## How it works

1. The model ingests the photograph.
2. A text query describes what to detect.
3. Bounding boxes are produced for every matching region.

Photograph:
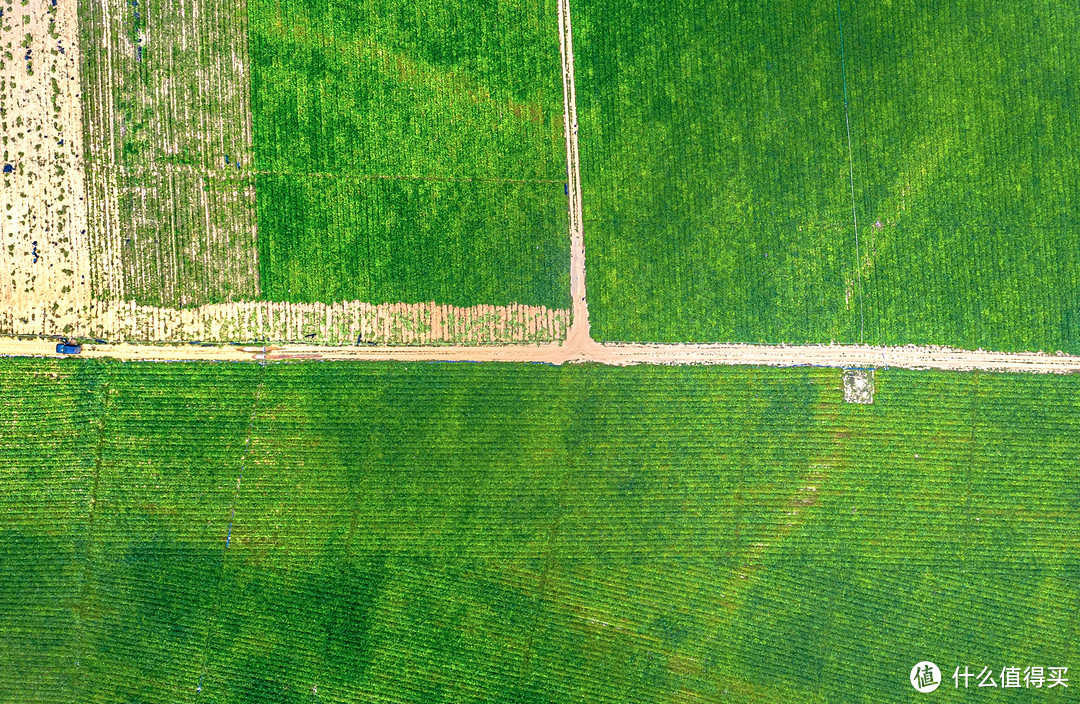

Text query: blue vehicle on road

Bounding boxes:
[56,339,82,355]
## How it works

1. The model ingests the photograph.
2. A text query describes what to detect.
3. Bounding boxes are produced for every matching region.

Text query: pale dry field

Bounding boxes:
[79,0,259,306]
[0,0,90,336]
[88,298,570,345]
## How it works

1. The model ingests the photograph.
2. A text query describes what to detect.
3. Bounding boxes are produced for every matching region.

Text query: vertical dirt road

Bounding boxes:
[558,0,595,355]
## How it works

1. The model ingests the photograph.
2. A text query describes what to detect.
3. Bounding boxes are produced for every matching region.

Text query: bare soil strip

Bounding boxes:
[589,343,1080,373]
[2,336,1080,373]
[558,0,591,351]
[86,299,569,345]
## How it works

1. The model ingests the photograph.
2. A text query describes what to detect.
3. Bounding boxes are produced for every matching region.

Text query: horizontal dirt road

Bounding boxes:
[1,336,1078,373]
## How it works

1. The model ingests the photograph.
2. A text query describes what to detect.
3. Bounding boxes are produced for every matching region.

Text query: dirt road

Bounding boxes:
[558,0,591,352]
[1,336,1079,373]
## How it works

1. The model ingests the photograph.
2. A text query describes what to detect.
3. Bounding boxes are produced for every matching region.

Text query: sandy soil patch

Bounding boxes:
[85,299,569,345]
[0,0,90,336]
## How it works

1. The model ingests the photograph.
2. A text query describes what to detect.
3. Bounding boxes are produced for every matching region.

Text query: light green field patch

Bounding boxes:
[80,0,259,307]
[248,0,570,308]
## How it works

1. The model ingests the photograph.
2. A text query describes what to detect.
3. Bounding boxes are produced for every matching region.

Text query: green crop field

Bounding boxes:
[574,0,853,344]
[2,359,1078,702]
[575,0,1080,352]
[843,0,1080,352]
[248,0,570,308]
[0,363,104,703]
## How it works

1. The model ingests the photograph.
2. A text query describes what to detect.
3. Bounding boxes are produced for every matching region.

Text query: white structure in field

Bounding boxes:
[843,368,875,404]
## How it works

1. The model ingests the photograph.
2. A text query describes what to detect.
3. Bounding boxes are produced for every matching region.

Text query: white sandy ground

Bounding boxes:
[0,0,91,335]
[2,0,1078,373]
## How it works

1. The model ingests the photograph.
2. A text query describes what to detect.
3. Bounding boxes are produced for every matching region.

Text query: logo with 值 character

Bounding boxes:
[910,661,941,693]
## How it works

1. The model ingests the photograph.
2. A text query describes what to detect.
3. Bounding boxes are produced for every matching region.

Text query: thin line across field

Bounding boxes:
[836,1,866,344]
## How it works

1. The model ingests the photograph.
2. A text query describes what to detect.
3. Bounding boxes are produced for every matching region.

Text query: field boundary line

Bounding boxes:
[837,1,866,343]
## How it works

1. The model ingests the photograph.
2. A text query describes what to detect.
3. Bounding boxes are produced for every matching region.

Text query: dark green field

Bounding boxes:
[249,0,571,308]
[3,359,1077,702]
[575,0,853,344]
[576,0,1080,351]
[844,0,1080,352]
